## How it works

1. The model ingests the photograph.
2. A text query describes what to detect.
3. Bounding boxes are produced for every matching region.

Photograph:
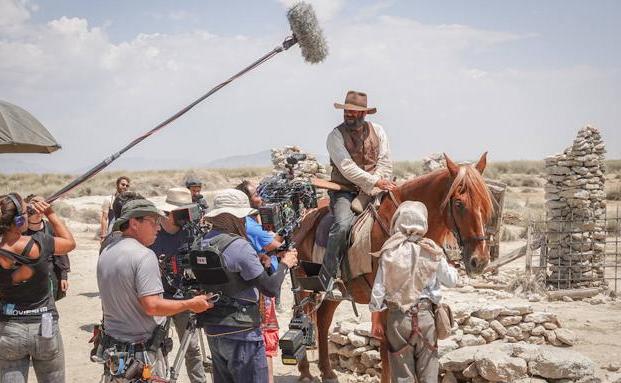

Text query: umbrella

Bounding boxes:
[0,100,61,154]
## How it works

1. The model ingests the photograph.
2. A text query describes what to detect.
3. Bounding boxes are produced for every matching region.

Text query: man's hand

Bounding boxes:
[187,294,214,313]
[259,254,272,269]
[375,178,397,191]
[371,311,385,340]
[280,249,298,268]
[60,280,69,292]
[30,200,53,216]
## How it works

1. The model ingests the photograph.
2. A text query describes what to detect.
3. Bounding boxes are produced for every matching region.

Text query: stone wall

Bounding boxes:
[543,126,607,289]
[328,303,577,382]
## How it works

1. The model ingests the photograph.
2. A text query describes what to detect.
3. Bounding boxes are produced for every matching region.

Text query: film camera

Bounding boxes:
[257,153,318,365]
[158,203,213,298]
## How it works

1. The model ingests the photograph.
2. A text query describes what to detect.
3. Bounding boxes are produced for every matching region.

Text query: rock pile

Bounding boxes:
[271,146,327,180]
[328,304,577,381]
[544,126,607,289]
[449,303,576,348]
[422,152,447,173]
[440,343,597,382]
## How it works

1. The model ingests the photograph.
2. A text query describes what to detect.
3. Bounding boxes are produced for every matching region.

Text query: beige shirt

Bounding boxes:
[326,122,393,194]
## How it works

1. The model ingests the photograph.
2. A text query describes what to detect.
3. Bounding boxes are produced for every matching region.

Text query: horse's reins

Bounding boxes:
[369,190,401,236]
[447,198,489,252]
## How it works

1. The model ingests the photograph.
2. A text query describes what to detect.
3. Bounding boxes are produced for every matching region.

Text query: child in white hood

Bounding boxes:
[370,201,458,383]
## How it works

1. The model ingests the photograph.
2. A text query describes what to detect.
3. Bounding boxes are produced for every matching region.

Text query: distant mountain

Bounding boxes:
[2,159,54,174]
[205,150,272,168]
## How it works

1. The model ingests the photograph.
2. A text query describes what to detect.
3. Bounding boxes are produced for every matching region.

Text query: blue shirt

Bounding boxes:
[149,228,185,299]
[244,216,274,254]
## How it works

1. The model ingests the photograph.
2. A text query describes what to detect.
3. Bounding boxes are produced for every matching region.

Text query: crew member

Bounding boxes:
[185,177,208,209]
[369,201,458,383]
[319,90,395,293]
[97,199,213,382]
[99,191,144,254]
[25,195,71,301]
[150,188,207,383]
[99,176,130,241]
[200,189,298,383]
[235,180,283,383]
[0,193,76,382]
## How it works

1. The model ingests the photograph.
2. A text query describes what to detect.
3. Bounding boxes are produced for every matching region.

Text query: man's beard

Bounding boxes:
[344,115,365,129]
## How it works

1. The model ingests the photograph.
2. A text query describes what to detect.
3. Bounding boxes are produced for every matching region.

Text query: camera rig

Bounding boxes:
[257,153,319,365]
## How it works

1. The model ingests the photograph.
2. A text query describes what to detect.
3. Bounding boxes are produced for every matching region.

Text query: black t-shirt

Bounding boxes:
[0,231,58,322]
[149,228,186,299]
[26,221,71,280]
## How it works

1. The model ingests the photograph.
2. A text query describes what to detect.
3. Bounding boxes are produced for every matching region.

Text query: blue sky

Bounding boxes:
[1,0,620,172]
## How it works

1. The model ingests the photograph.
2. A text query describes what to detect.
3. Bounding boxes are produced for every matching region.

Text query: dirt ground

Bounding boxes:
[24,198,621,382]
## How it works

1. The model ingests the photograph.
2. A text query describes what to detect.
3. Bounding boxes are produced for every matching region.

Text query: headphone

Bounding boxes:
[6,194,26,228]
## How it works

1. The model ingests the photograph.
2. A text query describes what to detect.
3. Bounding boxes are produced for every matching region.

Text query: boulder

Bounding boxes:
[473,305,504,320]
[527,346,595,379]
[475,347,528,382]
[438,339,460,358]
[354,322,372,337]
[329,333,350,346]
[348,332,369,347]
[440,345,487,371]
[360,350,381,368]
[462,362,479,378]
[555,328,577,346]
[524,312,558,324]
[490,320,508,336]
[499,315,523,326]
[460,334,486,347]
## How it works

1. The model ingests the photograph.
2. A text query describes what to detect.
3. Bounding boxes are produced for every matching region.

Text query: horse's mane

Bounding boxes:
[440,165,494,221]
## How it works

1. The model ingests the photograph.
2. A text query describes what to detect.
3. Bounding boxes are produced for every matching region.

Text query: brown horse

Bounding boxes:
[293,152,494,382]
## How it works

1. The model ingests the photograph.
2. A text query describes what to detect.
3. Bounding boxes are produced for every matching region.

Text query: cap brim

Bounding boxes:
[334,103,377,114]
[111,209,165,231]
[205,206,258,219]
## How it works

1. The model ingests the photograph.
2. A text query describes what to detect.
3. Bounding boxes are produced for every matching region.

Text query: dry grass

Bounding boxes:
[0,167,270,200]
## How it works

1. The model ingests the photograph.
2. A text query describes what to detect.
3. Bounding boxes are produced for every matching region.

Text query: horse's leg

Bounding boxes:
[378,311,391,383]
[297,354,314,382]
[316,299,341,382]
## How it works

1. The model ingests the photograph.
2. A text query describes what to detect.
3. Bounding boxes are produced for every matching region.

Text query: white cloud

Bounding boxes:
[1,6,619,172]
[277,0,347,22]
[0,0,31,27]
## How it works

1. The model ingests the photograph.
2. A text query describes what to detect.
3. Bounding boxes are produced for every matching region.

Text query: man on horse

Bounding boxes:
[318,90,396,294]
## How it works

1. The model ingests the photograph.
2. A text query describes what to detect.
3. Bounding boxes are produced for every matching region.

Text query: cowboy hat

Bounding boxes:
[334,90,377,114]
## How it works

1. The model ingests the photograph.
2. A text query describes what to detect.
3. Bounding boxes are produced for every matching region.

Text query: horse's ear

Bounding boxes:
[444,153,459,179]
[475,152,488,174]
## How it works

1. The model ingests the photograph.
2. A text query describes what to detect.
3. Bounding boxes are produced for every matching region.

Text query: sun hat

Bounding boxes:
[112,199,165,231]
[204,189,258,218]
[152,187,192,212]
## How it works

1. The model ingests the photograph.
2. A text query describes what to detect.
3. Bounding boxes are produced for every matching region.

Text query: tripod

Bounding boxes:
[167,314,212,383]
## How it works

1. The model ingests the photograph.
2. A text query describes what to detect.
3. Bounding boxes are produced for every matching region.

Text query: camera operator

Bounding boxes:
[97,199,213,382]
[149,188,207,383]
[201,189,297,383]
[0,193,76,383]
[235,180,283,383]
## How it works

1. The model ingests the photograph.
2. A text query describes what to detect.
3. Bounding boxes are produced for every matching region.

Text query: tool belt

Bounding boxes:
[197,295,261,328]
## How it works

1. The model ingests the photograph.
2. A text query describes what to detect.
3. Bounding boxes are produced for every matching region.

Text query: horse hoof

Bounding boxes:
[298,376,316,382]
[321,378,339,383]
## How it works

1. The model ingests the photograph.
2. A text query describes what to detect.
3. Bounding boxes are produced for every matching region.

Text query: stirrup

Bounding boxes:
[324,279,350,301]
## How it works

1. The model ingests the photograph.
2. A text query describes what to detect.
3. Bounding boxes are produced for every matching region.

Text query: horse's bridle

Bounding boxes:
[448,198,489,251]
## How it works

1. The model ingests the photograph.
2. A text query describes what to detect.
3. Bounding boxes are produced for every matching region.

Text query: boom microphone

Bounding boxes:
[287,2,329,63]
[46,2,329,203]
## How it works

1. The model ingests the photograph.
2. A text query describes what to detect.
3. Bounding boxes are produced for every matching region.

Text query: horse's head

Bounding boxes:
[441,152,494,276]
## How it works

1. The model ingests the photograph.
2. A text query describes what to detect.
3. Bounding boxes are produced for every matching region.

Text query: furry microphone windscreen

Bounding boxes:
[287,2,329,64]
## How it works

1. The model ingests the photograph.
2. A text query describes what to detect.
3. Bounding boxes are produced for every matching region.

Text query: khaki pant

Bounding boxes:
[386,306,438,383]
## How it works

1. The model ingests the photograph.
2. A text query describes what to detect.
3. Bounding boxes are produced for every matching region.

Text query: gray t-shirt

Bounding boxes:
[97,237,165,343]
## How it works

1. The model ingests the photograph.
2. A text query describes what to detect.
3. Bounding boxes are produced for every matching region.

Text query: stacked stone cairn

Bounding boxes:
[422,152,447,173]
[544,126,607,289]
[271,145,327,180]
[328,303,578,382]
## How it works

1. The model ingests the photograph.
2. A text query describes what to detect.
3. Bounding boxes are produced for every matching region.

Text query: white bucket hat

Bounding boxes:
[153,187,193,212]
[205,189,257,218]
